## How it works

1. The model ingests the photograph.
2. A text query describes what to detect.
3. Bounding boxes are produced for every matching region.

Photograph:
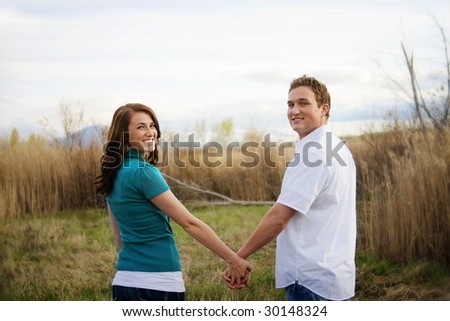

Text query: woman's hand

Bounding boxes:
[222,257,251,289]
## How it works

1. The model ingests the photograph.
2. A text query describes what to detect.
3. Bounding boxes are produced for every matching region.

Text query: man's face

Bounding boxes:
[287,86,328,139]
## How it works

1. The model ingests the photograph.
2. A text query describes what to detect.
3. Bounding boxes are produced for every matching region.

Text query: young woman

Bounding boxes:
[95,103,250,301]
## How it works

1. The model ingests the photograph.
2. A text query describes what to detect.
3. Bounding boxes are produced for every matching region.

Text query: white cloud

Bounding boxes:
[0,0,449,139]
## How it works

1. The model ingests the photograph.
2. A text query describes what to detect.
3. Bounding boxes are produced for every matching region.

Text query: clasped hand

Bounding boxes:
[222,258,252,290]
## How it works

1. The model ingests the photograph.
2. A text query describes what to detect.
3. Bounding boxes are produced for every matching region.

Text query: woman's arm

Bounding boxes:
[108,204,122,251]
[150,190,251,285]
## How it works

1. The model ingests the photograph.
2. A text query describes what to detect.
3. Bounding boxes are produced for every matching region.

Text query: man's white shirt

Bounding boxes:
[276,125,356,300]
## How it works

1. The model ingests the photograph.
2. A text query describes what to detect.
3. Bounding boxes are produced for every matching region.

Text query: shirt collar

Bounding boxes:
[295,124,331,151]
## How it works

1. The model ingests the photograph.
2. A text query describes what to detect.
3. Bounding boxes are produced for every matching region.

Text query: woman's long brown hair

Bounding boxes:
[95,103,161,196]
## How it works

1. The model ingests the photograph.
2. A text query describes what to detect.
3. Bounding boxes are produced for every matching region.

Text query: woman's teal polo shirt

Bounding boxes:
[106,150,181,272]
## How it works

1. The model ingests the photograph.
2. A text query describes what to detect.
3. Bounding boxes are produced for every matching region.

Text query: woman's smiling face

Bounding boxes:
[127,111,158,154]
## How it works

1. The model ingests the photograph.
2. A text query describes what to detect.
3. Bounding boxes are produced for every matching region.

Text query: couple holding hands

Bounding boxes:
[95,75,356,301]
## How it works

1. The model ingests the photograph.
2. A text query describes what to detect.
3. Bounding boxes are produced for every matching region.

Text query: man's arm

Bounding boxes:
[223,202,297,288]
[237,202,297,260]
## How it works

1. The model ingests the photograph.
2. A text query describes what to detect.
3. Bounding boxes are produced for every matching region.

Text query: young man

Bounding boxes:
[224,75,357,301]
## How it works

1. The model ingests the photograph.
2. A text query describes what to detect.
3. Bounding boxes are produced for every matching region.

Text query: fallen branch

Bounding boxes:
[162,173,274,206]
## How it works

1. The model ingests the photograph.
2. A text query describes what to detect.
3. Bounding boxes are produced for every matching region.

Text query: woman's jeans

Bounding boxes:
[112,285,185,301]
[285,282,330,301]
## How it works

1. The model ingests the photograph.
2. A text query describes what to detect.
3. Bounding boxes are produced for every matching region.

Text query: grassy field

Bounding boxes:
[1,206,449,301]
[1,126,449,268]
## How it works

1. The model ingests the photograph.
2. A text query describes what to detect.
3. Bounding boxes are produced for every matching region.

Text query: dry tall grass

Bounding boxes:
[0,142,102,218]
[1,126,449,266]
[160,144,292,202]
[351,126,450,265]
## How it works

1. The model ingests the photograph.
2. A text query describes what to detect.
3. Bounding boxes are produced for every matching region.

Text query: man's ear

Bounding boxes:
[321,104,330,117]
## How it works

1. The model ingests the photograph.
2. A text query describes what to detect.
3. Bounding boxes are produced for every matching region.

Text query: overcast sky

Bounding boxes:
[1,0,449,141]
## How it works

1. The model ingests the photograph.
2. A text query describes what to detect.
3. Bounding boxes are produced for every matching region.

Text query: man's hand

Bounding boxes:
[222,264,251,290]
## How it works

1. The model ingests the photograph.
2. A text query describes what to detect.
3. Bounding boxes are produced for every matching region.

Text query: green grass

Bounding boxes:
[173,205,284,300]
[355,252,450,300]
[0,210,115,300]
[0,206,449,300]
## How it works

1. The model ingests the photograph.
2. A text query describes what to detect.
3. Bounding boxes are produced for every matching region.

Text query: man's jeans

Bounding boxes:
[112,285,185,301]
[285,282,330,301]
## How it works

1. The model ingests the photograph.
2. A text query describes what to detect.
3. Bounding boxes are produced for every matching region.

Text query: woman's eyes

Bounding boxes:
[137,124,155,129]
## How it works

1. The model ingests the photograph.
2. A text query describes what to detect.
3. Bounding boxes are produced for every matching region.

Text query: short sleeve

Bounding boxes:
[277,155,329,215]
[133,164,170,199]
